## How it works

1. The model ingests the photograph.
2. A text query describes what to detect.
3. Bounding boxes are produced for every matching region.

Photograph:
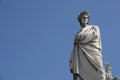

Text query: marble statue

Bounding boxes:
[69,11,105,80]
[105,62,112,80]
[105,62,119,80]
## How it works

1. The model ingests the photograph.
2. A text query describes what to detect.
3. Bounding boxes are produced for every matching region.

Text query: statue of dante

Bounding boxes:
[69,11,105,80]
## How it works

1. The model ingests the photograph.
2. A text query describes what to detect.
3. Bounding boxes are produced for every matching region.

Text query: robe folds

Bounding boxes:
[70,25,105,80]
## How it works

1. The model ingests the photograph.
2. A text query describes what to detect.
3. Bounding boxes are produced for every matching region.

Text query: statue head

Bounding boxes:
[105,62,111,73]
[78,11,90,26]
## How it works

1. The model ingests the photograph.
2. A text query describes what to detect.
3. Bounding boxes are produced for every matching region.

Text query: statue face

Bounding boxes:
[80,14,89,25]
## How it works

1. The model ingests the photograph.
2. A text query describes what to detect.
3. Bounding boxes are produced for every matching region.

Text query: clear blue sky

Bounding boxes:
[0,0,120,80]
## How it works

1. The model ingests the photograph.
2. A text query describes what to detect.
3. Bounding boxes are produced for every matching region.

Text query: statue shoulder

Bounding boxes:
[90,25,100,32]
[91,25,100,29]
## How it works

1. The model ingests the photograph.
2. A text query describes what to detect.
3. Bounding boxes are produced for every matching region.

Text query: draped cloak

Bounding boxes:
[70,25,105,80]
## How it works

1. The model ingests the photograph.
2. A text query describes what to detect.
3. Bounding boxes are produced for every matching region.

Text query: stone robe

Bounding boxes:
[70,25,105,80]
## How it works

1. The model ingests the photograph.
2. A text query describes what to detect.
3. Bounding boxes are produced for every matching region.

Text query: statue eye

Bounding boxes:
[81,17,88,19]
